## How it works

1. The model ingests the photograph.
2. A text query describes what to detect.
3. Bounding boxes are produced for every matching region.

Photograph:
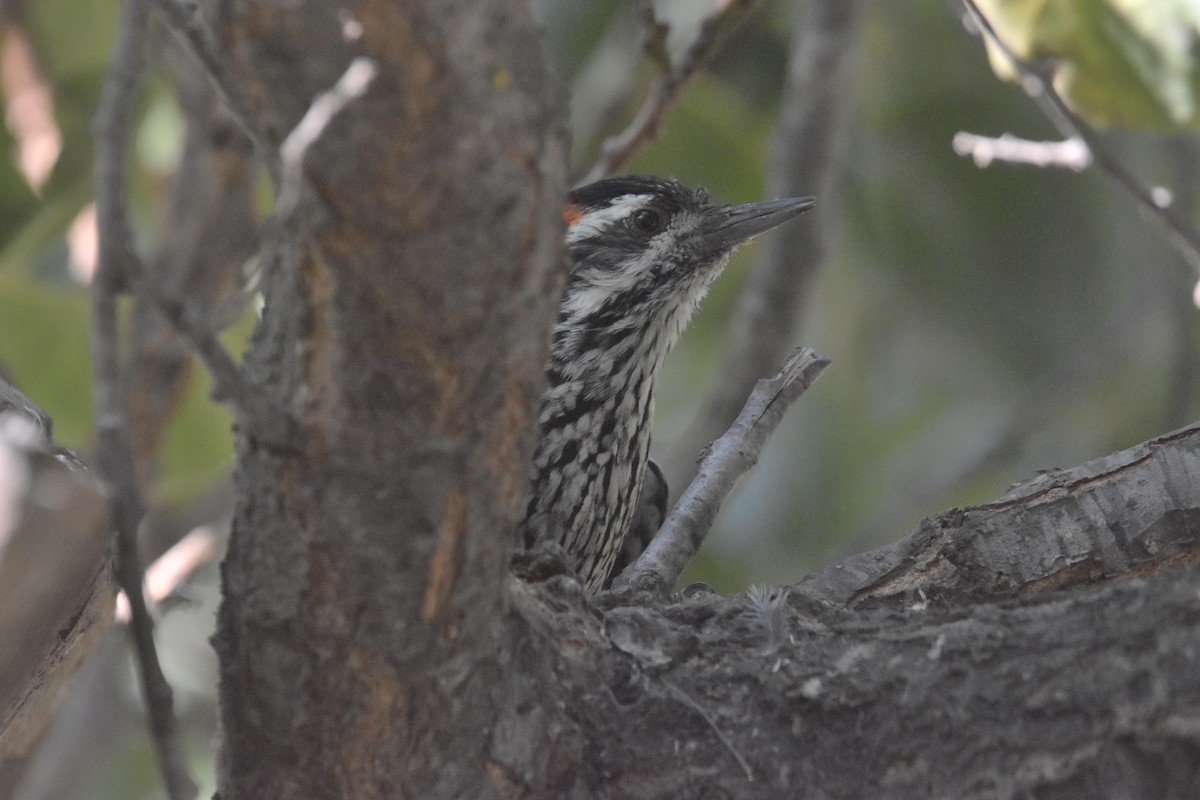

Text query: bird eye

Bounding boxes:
[632,209,664,234]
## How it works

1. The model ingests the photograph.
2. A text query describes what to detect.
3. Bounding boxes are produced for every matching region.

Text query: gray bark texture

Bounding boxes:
[204,2,1200,799]
[210,0,568,797]
[509,424,1200,800]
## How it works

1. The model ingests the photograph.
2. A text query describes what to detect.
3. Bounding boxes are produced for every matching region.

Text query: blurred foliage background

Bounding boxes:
[2,0,1199,796]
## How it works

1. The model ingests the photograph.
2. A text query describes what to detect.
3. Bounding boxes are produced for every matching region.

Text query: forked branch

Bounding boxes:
[91,1,196,797]
[583,0,763,183]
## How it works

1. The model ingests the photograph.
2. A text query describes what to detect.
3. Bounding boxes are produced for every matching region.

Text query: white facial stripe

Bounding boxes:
[561,250,656,318]
[567,194,653,244]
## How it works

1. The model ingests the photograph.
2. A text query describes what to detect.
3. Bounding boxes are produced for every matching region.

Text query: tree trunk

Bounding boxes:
[210,1,566,796]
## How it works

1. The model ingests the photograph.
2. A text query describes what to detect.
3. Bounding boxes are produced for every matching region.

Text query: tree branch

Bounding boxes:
[132,262,293,441]
[115,524,222,622]
[581,0,763,183]
[800,420,1200,608]
[952,131,1091,170]
[665,0,860,497]
[90,2,196,797]
[126,40,261,470]
[149,0,270,172]
[618,347,829,594]
[276,56,378,218]
[512,420,1200,798]
[960,0,1200,281]
[90,9,292,451]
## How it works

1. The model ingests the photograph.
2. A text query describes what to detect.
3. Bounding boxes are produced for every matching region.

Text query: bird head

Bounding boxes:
[560,176,814,343]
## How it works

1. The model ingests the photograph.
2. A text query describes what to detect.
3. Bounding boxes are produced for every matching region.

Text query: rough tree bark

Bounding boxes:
[210,0,567,796]
[500,422,1200,799]
[188,2,1200,799]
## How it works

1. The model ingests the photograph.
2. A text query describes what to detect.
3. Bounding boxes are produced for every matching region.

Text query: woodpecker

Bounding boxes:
[521,176,814,595]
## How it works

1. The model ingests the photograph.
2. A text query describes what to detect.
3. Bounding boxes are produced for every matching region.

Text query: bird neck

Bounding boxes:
[550,250,730,398]
[521,250,729,592]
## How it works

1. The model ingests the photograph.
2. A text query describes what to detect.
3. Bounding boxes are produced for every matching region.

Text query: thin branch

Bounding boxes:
[91,226,294,447]
[127,264,297,448]
[276,56,378,217]
[0,18,63,193]
[582,0,763,183]
[960,0,1200,280]
[149,0,270,172]
[112,34,290,448]
[952,131,1091,170]
[91,0,196,797]
[617,348,829,594]
[665,0,859,501]
[97,53,375,471]
[125,45,261,467]
[93,11,292,449]
[135,267,251,393]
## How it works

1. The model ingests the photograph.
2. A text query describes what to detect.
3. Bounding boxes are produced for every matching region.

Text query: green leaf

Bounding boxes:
[976,0,1200,130]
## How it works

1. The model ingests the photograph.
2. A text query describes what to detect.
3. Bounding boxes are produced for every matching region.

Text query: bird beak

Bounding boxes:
[701,196,816,253]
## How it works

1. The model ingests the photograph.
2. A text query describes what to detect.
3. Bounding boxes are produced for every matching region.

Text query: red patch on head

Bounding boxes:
[563,203,583,226]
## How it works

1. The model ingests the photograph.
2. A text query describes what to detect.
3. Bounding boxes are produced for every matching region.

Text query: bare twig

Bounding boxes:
[126,45,261,467]
[91,1,196,797]
[149,0,269,170]
[666,0,859,498]
[582,0,763,183]
[276,56,378,217]
[953,132,1091,170]
[960,0,1200,280]
[618,348,829,594]
[103,52,374,467]
[91,27,290,449]
[136,265,257,396]
[106,242,292,447]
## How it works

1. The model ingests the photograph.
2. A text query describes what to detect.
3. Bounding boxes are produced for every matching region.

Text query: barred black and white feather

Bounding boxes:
[521,176,813,594]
